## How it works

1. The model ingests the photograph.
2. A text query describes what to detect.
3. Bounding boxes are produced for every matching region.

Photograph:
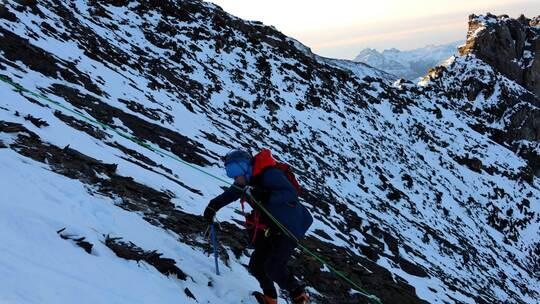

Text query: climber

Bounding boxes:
[203,148,313,304]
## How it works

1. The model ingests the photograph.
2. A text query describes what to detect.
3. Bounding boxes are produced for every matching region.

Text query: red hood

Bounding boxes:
[252,149,277,176]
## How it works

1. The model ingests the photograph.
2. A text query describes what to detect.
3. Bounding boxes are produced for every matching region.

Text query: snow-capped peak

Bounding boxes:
[353,41,464,80]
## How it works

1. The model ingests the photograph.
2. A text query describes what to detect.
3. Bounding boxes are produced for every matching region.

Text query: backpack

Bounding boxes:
[241,149,311,243]
[251,148,302,195]
[274,162,302,195]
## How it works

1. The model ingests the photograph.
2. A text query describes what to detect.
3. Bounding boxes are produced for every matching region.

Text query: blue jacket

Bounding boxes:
[208,166,313,240]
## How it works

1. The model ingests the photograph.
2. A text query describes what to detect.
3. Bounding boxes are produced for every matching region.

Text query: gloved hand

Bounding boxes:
[203,205,216,223]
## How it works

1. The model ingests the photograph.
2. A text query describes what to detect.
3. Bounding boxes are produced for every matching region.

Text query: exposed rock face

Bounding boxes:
[425,53,540,176]
[427,14,540,180]
[459,13,540,96]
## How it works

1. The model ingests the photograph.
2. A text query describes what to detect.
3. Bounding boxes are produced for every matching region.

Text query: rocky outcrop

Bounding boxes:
[425,53,540,177]
[425,14,540,178]
[459,13,540,96]
[104,235,188,280]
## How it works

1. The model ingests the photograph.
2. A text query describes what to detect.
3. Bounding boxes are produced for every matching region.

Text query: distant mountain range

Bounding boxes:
[353,41,464,80]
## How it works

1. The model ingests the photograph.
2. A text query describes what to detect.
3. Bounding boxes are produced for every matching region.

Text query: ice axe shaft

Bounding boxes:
[210,223,220,275]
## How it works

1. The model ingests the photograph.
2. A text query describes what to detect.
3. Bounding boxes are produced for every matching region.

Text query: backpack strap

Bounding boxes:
[240,194,268,243]
[275,162,302,195]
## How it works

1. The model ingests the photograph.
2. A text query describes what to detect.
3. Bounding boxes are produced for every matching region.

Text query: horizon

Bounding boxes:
[353,39,464,54]
[205,0,540,59]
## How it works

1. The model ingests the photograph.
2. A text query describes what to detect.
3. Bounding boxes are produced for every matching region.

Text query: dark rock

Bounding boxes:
[184,288,196,301]
[313,229,333,241]
[117,98,174,124]
[402,174,414,188]
[104,235,187,280]
[57,228,94,254]
[386,188,403,201]
[506,105,540,142]
[0,5,18,22]
[453,153,484,173]
[398,257,429,278]
[360,245,379,261]
[459,14,540,96]
[24,114,49,128]
[53,110,109,140]
[383,233,399,257]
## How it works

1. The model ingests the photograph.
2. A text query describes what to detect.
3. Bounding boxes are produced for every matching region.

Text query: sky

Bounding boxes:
[205,0,540,59]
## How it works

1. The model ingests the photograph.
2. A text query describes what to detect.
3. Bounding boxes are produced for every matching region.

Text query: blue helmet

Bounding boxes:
[224,149,252,179]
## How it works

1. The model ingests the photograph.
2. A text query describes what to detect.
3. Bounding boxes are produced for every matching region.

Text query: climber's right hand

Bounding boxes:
[203,205,216,223]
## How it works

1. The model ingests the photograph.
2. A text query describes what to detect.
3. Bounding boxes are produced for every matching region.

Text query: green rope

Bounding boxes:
[0,75,382,304]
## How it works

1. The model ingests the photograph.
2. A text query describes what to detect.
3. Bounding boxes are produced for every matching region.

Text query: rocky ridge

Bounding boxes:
[425,14,540,179]
[459,13,540,96]
[422,14,540,283]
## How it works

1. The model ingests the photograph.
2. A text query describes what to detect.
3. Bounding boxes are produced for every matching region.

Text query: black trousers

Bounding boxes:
[248,232,299,298]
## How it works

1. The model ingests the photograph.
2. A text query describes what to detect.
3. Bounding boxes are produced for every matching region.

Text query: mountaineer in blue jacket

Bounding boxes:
[203,149,313,304]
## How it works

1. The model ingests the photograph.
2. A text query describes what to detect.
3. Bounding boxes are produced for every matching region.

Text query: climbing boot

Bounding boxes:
[292,293,309,304]
[291,287,310,304]
[252,291,278,304]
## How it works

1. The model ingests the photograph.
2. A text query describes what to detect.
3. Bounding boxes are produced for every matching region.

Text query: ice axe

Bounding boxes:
[210,223,220,275]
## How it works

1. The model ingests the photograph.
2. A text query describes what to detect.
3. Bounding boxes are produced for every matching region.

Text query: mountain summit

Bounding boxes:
[0,2,538,304]
[459,13,540,96]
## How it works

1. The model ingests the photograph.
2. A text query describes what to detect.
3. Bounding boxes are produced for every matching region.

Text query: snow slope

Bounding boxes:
[0,1,538,303]
[0,148,267,304]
